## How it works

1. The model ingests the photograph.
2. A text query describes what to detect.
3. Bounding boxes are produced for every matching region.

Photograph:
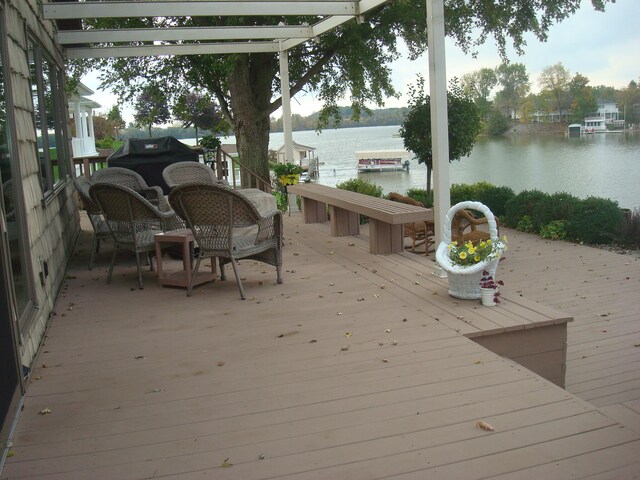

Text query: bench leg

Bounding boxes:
[369,220,403,254]
[301,198,327,223]
[330,206,359,237]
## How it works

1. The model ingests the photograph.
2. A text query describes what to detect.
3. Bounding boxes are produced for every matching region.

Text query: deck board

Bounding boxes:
[2,214,639,479]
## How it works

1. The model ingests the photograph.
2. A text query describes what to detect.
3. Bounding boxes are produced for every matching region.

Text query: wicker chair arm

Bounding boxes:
[255,209,282,244]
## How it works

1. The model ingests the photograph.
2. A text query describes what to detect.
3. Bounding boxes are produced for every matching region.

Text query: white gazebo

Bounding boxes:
[45,0,451,238]
[67,82,101,158]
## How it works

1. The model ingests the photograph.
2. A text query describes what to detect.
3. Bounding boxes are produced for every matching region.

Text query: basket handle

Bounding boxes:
[441,201,499,245]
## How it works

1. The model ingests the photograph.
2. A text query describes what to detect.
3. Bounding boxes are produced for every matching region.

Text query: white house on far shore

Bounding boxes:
[67,83,101,158]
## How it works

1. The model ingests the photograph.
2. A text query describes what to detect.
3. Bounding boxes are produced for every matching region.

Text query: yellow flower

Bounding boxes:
[474,254,481,262]
[468,246,476,255]
[486,239,492,245]
[459,251,468,260]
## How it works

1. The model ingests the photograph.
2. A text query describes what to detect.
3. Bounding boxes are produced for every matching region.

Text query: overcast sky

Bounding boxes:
[82,0,639,122]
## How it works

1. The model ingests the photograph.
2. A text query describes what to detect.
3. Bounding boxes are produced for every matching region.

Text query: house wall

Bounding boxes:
[2,0,80,366]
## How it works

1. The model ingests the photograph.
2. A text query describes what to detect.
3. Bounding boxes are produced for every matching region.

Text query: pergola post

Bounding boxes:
[279,43,294,165]
[426,0,450,266]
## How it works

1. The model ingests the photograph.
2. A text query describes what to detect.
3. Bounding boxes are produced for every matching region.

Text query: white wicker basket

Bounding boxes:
[435,201,502,299]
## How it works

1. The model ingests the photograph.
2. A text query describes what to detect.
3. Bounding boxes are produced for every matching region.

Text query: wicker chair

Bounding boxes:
[162,162,227,189]
[451,209,500,245]
[91,167,171,212]
[169,182,283,299]
[89,183,181,289]
[73,176,112,270]
[387,192,435,254]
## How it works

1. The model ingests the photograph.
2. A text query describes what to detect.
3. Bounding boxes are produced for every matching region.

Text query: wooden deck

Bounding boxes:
[2,214,640,479]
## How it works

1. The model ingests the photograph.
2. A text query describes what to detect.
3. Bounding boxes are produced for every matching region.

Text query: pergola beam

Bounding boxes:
[43,1,357,20]
[65,41,280,60]
[56,26,314,45]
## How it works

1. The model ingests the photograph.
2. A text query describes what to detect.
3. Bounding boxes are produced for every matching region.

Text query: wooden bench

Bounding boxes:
[288,183,434,254]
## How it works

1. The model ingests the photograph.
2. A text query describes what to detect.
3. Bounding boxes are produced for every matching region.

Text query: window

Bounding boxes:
[27,37,69,194]
[1,11,32,329]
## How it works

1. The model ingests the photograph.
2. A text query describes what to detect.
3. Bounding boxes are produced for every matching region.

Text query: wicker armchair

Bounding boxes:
[162,162,227,189]
[169,182,283,299]
[89,183,181,289]
[91,167,172,212]
[451,209,500,245]
[388,192,435,254]
[73,176,112,270]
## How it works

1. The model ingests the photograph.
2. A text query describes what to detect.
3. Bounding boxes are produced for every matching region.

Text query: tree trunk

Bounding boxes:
[228,54,276,190]
[425,164,432,194]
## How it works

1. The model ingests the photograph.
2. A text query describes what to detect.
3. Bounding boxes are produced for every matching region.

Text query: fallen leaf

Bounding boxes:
[7,449,14,458]
[341,345,350,351]
[309,339,317,343]
[221,458,233,468]
[258,454,266,460]
[382,358,389,363]
[217,361,225,367]
[277,331,299,338]
[385,329,391,333]
[357,296,365,301]
[39,408,52,415]
[344,332,352,337]
[477,420,495,432]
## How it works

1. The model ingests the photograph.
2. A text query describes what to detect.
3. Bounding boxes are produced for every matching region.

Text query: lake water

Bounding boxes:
[211,125,640,209]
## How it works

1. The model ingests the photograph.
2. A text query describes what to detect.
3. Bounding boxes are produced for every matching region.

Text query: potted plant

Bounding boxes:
[435,201,507,299]
[273,162,303,186]
[479,271,504,306]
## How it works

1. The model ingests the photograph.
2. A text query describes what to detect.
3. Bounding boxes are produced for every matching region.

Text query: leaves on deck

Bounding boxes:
[38,408,52,415]
[221,458,233,468]
[476,420,495,432]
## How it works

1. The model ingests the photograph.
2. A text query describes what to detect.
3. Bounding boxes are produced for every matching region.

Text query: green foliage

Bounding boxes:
[504,190,549,230]
[487,109,511,136]
[619,208,640,248]
[133,84,171,138]
[476,185,515,217]
[566,196,623,245]
[400,76,481,192]
[274,191,288,213]
[273,163,304,176]
[405,188,433,208]
[516,215,535,233]
[173,91,221,141]
[337,178,382,224]
[199,135,221,150]
[532,192,581,231]
[540,220,567,240]
[449,182,513,218]
[95,137,116,149]
[336,178,383,198]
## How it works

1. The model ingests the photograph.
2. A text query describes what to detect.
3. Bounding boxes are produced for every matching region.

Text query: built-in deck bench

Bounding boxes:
[288,183,433,254]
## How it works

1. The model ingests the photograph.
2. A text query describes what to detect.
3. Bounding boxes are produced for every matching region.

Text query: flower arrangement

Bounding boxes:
[446,236,507,267]
[479,271,504,304]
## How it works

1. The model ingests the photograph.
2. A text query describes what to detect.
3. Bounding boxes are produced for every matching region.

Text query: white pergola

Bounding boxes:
[44,0,450,241]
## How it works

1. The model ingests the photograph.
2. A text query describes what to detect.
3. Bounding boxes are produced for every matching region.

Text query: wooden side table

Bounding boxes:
[154,229,216,289]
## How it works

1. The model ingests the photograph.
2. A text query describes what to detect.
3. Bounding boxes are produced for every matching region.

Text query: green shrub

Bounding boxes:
[336,178,383,197]
[540,220,567,240]
[504,190,549,230]
[566,196,624,244]
[516,215,535,233]
[95,137,116,149]
[532,192,581,231]
[476,185,515,218]
[450,183,479,206]
[405,188,433,207]
[618,208,640,248]
[336,178,383,224]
